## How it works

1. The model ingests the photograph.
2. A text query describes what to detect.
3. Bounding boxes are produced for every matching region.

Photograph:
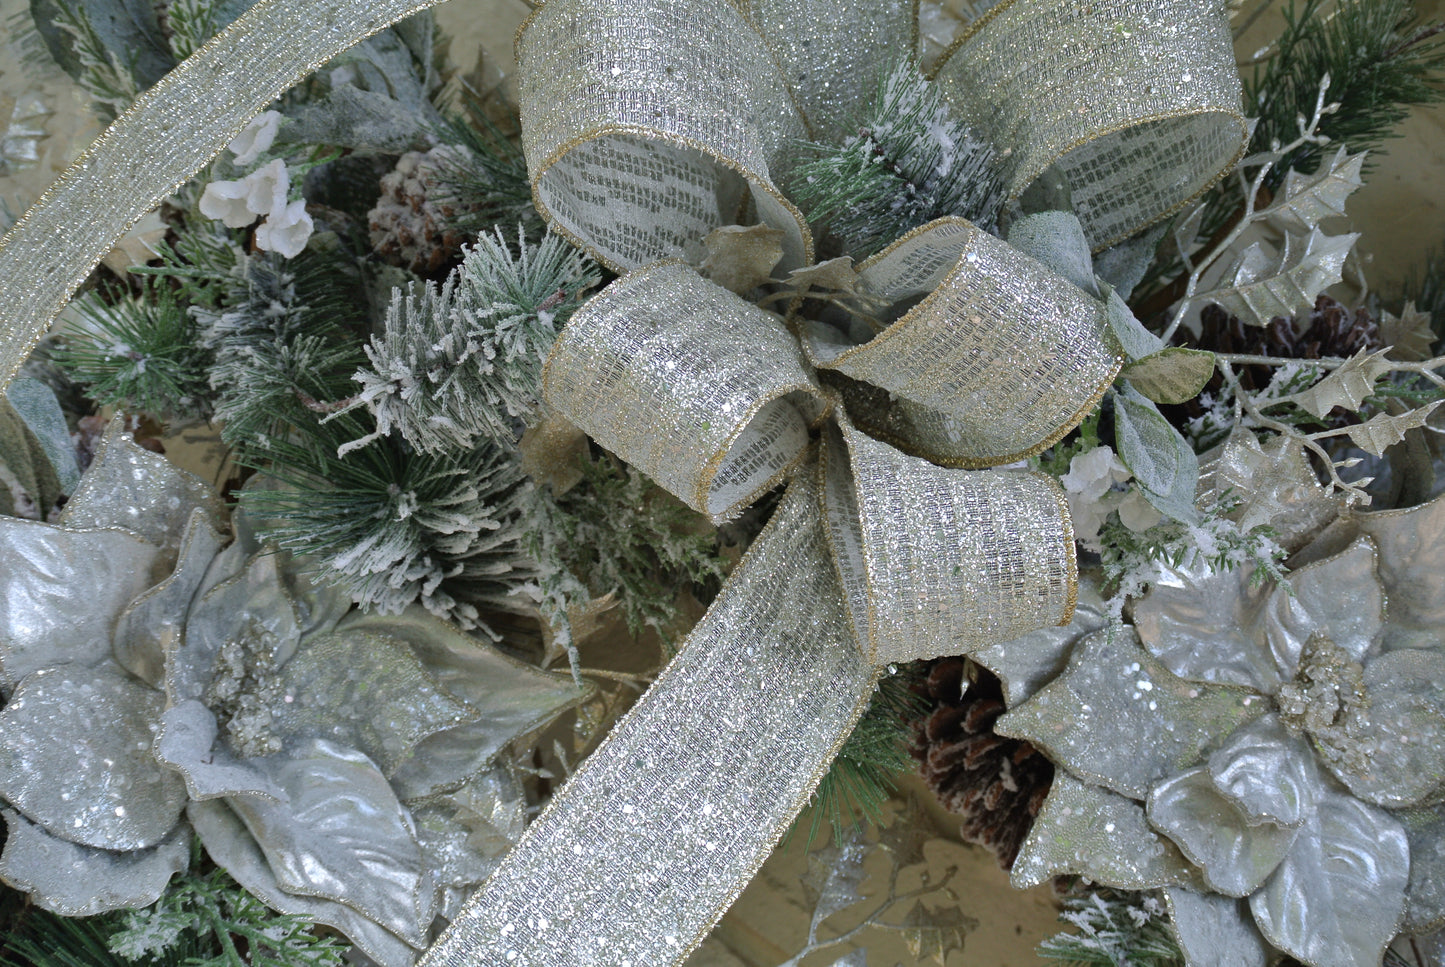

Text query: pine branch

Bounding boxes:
[1038,889,1183,967]
[429,98,545,240]
[788,60,1005,258]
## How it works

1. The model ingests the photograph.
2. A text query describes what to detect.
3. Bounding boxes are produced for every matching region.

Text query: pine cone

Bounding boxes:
[911,658,1053,870]
[368,146,471,275]
[1193,295,1381,393]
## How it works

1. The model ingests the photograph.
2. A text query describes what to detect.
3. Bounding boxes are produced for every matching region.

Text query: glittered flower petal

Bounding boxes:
[996,627,1265,799]
[343,608,591,800]
[1401,805,1445,934]
[0,809,188,916]
[1356,490,1445,651]
[1131,566,1276,691]
[1250,789,1409,967]
[1148,766,1296,897]
[152,700,285,802]
[0,667,185,850]
[189,800,422,966]
[1255,537,1382,678]
[112,511,225,687]
[0,519,159,688]
[1330,649,1445,809]
[970,579,1109,707]
[1207,714,1320,828]
[412,798,507,922]
[1010,773,1198,890]
[272,629,479,778]
[1163,886,1269,967]
[225,738,434,946]
[59,419,225,557]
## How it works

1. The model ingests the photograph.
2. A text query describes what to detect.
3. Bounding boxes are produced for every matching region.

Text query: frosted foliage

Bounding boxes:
[347,229,599,454]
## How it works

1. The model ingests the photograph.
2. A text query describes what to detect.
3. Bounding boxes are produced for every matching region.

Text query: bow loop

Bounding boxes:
[541,261,822,522]
[516,0,811,275]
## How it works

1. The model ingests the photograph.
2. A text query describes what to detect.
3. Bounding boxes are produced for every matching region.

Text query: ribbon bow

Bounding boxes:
[421,1,1245,964]
[0,0,1245,963]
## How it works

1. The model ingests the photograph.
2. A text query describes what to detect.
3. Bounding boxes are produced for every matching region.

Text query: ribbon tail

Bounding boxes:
[423,465,873,967]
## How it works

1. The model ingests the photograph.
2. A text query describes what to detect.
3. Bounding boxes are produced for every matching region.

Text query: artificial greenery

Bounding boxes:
[341,228,600,455]
[799,666,926,848]
[431,99,547,242]
[1037,889,1184,967]
[788,60,1004,258]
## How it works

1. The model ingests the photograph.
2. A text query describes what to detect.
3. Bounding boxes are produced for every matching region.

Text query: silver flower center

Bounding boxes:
[1277,631,1375,776]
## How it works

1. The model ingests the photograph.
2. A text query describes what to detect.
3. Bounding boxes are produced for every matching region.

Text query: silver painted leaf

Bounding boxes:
[1198,228,1357,328]
[1262,147,1365,236]
[1357,491,1445,651]
[112,511,225,687]
[1277,348,1391,421]
[225,738,434,946]
[1164,886,1269,967]
[189,800,422,966]
[996,627,1265,800]
[432,767,529,859]
[1253,537,1383,679]
[152,700,285,802]
[970,576,1108,707]
[1132,564,1276,691]
[411,802,504,922]
[0,666,184,850]
[168,549,302,705]
[1250,789,1409,967]
[800,835,870,930]
[271,629,478,778]
[1197,430,1342,555]
[1346,403,1442,460]
[1207,715,1319,828]
[1401,806,1445,933]
[346,608,591,800]
[1147,766,1297,897]
[1011,773,1198,890]
[1332,649,1445,808]
[0,519,159,688]
[59,420,225,557]
[0,809,188,917]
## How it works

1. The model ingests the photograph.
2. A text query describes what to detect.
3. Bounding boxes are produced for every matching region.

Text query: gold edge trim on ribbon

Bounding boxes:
[1008,108,1251,254]
[696,382,827,524]
[1040,472,1081,627]
[526,121,814,276]
[0,0,445,390]
[853,214,974,278]
[923,0,1020,81]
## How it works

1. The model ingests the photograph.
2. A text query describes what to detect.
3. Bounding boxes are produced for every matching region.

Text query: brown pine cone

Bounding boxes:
[368,146,472,276]
[911,658,1053,870]
[1193,295,1381,393]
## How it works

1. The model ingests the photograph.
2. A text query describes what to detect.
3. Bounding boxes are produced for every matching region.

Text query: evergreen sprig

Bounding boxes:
[58,280,215,424]
[46,0,142,121]
[1037,889,1183,967]
[239,410,539,635]
[342,228,599,454]
[788,60,1005,258]
[431,101,545,241]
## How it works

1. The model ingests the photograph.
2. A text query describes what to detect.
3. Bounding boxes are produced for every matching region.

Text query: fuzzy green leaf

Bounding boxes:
[1112,384,1200,524]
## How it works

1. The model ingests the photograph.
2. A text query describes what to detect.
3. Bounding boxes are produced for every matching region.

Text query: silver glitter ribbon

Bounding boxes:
[0,0,1244,962]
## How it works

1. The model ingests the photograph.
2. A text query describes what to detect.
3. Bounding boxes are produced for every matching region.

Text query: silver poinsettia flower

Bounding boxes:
[986,436,1445,967]
[0,423,587,966]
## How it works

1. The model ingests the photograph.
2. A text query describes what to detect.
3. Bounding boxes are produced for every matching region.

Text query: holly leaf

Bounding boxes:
[1197,229,1357,327]
[1122,347,1216,405]
[884,901,973,964]
[800,838,871,932]
[700,224,785,294]
[1272,348,1391,420]
[1112,383,1200,524]
[1345,402,1442,458]
[788,256,862,297]
[1263,147,1366,235]
[1380,301,1436,362]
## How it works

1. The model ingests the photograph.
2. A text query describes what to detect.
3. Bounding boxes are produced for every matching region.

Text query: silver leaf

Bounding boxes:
[225,738,434,946]
[970,576,1108,707]
[1197,430,1342,555]
[1402,805,1445,934]
[59,419,225,558]
[189,800,422,966]
[1011,773,1197,890]
[801,835,870,931]
[1253,537,1383,679]
[431,768,529,859]
[152,700,285,803]
[1147,766,1298,897]
[112,511,225,687]
[1132,564,1276,692]
[0,666,185,850]
[271,629,479,778]
[996,628,1265,800]
[349,608,591,800]
[1357,490,1445,651]
[0,809,188,917]
[1333,649,1445,809]
[1250,788,1409,967]
[1207,715,1319,828]
[0,519,159,688]
[411,800,504,922]
[1164,885,1269,967]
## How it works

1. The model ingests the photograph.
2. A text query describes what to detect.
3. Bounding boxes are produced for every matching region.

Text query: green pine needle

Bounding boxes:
[430,98,546,240]
[1038,889,1183,967]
